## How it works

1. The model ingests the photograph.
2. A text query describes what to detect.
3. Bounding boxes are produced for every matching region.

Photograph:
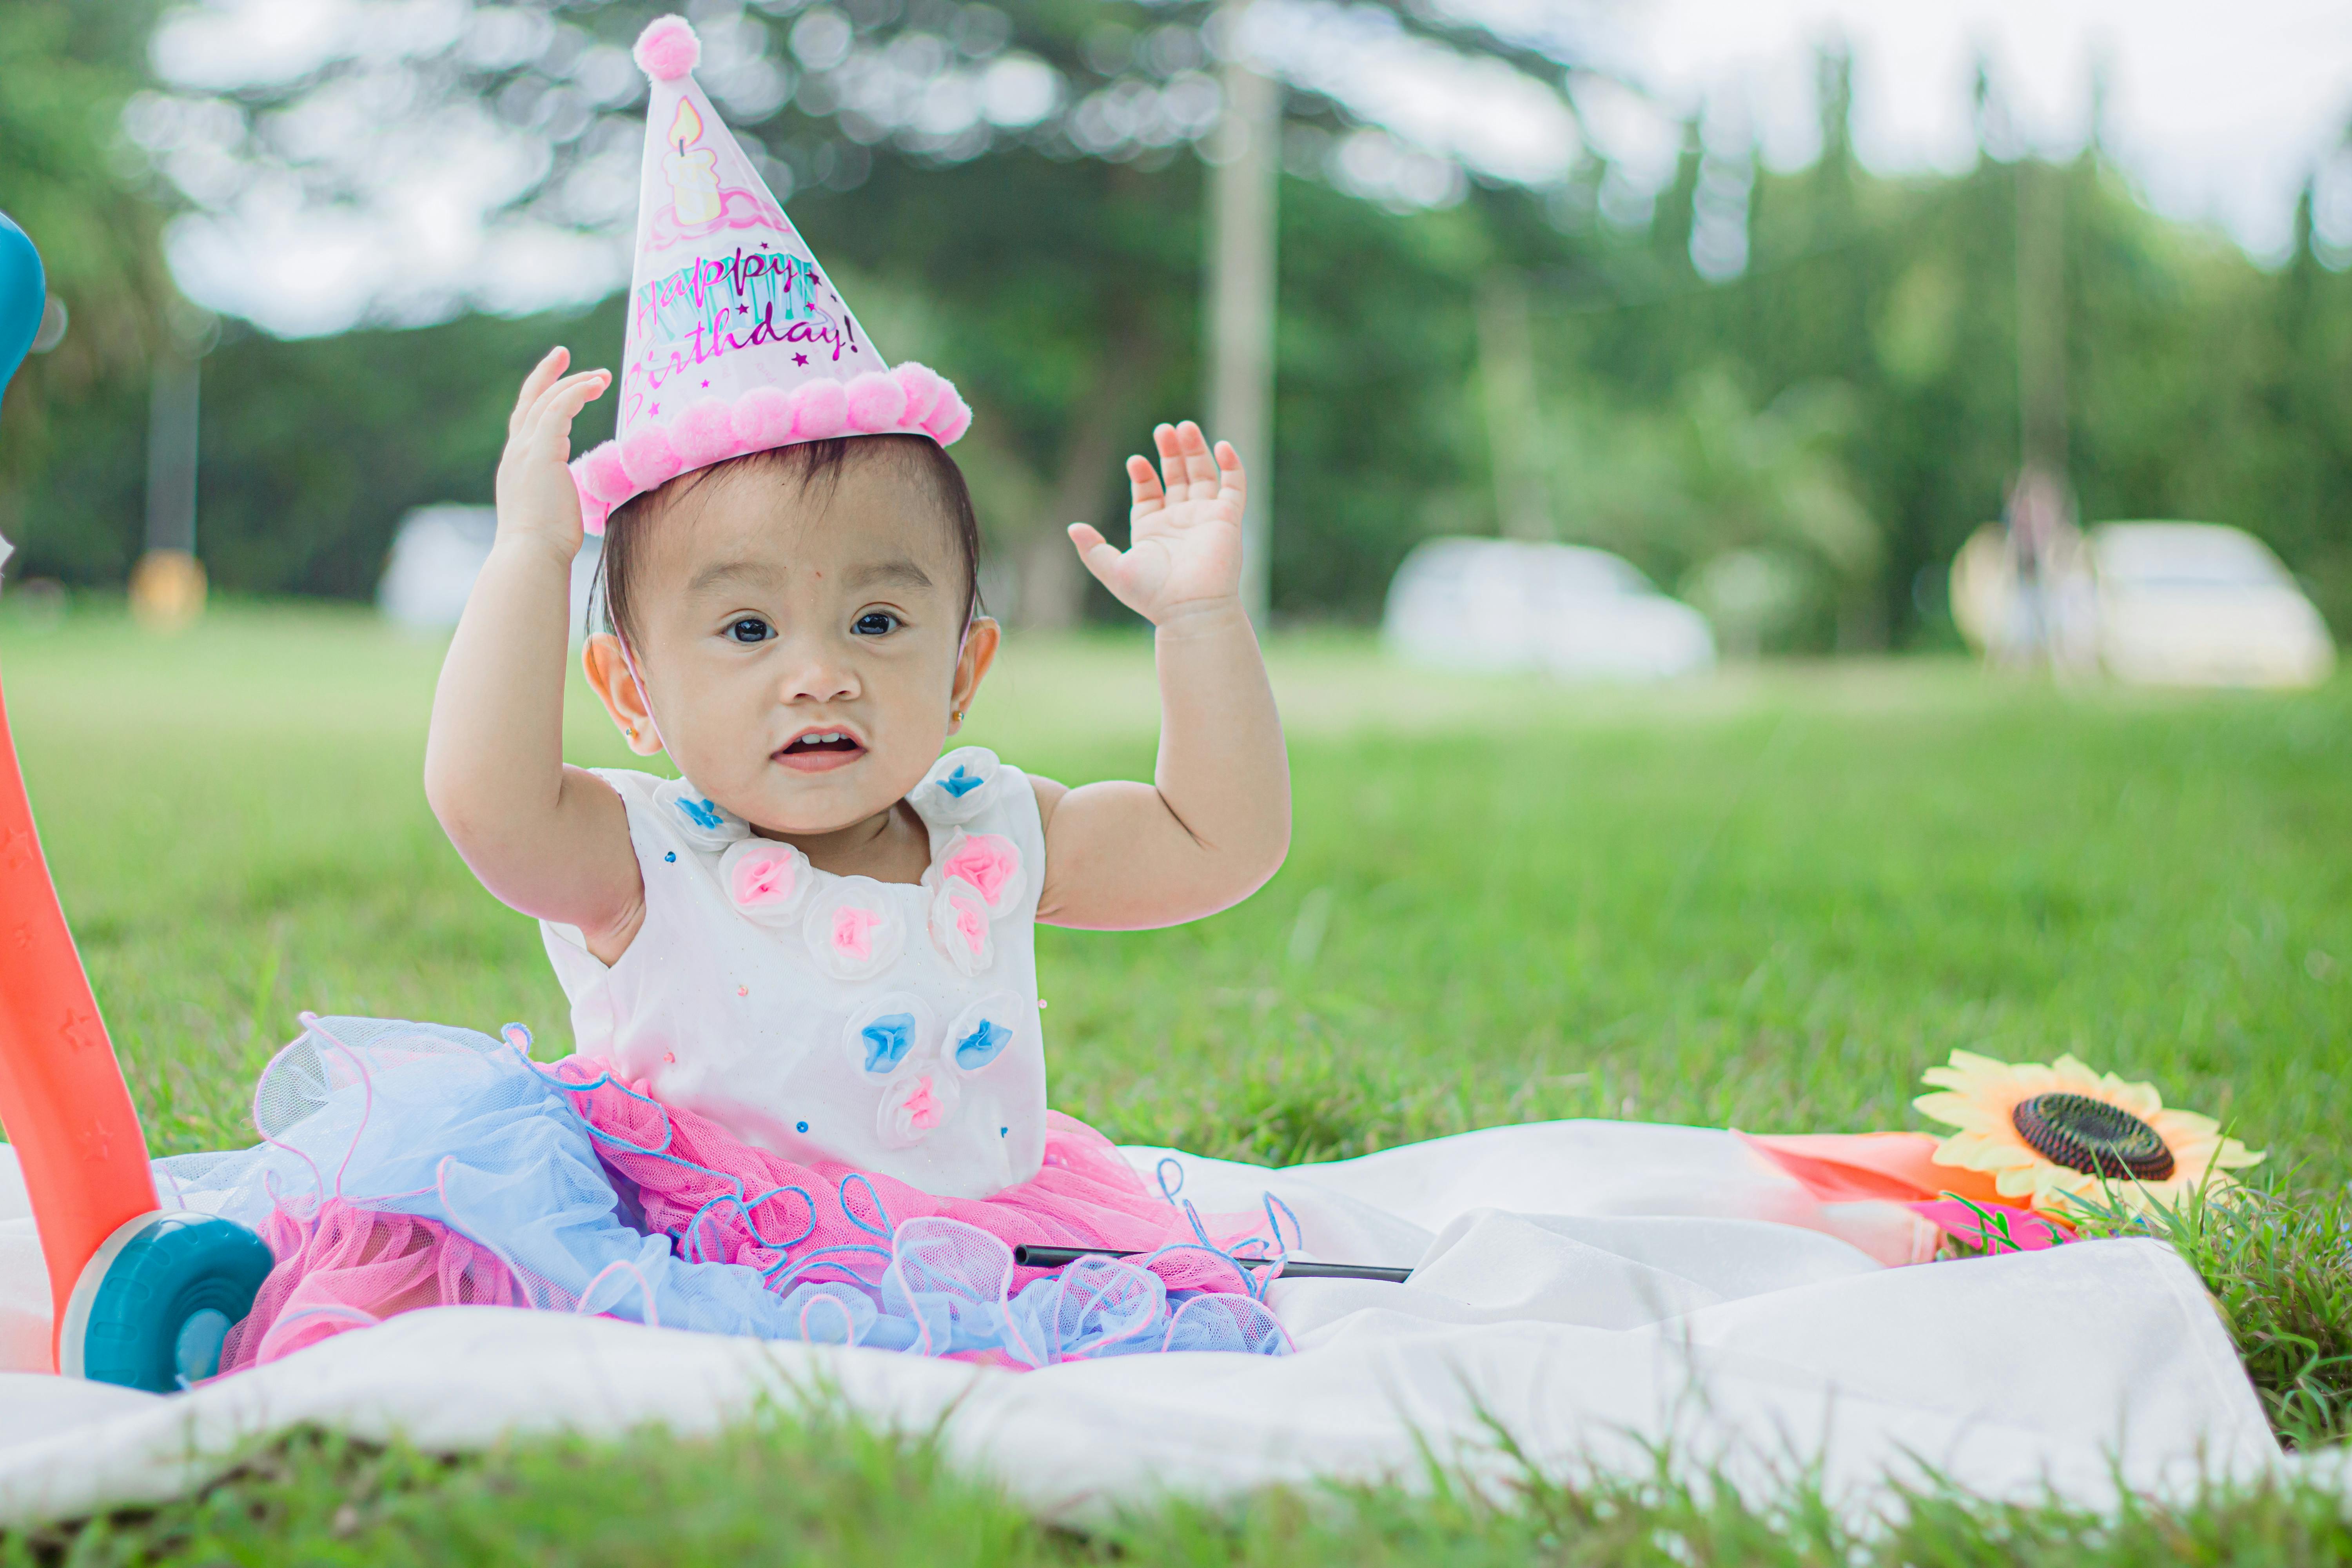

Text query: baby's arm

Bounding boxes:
[1031,421,1290,929]
[423,348,644,955]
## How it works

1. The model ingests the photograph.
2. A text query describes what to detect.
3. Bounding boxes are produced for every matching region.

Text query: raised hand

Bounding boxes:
[494,346,611,559]
[1067,421,1247,626]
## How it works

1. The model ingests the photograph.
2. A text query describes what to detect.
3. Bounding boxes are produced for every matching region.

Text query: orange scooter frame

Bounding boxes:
[0,671,167,1364]
[0,211,272,1390]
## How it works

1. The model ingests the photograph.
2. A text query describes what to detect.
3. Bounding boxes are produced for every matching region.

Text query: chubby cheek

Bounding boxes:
[856,661,956,775]
[649,657,775,795]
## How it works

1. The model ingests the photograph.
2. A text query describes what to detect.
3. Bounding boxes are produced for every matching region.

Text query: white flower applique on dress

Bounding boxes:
[910,745,1000,824]
[537,748,1051,1201]
[653,776,751,853]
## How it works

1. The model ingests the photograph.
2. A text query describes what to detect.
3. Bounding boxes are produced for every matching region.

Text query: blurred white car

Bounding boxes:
[2089,522,2334,688]
[1948,521,2098,673]
[1382,537,1716,679]
[379,504,603,644]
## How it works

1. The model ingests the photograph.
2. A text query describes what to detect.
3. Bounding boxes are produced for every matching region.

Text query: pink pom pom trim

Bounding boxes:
[619,428,684,490]
[633,16,700,81]
[670,399,737,468]
[731,385,793,447]
[923,380,973,444]
[578,441,633,504]
[846,372,909,432]
[894,363,943,427]
[566,361,970,524]
[788,379,849,443]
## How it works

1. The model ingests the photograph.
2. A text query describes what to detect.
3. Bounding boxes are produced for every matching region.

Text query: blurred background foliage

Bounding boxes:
[4,0,2351,648]
[0,1,174,468]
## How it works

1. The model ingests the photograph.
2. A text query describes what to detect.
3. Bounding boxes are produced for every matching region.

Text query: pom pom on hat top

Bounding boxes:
[632,14,702,78]
[569,15,972,535]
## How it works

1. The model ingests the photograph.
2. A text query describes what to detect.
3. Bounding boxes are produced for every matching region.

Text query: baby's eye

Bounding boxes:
[852,611,900,637]
[725,617,773,644]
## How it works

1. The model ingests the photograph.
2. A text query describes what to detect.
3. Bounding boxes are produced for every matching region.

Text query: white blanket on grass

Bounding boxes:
[0,1122,2288,1527]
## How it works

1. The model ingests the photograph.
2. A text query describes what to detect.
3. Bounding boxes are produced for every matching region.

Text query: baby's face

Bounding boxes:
[594,453,988,836]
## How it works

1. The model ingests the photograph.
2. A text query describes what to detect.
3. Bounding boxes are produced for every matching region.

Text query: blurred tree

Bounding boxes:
[1539,370,1875,655]
[12,10,2352,650]
[1523,45,2352,646]
[0,0,174,529]
[8,300,623,593]
[30,0,1591,623]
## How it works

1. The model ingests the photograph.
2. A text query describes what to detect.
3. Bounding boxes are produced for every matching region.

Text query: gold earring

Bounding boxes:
[624,724,637,739]
[951,709,964,722]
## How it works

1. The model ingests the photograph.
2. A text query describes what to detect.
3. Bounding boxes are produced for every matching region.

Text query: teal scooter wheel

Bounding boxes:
[57,1211,276,1391]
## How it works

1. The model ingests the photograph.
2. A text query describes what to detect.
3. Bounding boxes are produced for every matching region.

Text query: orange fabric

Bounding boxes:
[0,669,160,1365]
[1737,1130,2007,1207]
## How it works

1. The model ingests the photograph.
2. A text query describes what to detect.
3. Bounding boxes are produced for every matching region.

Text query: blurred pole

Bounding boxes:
[143,353,198,554]
[132,348,207,632]
[1206,0,1279,626]
[2015,160,2066,483]
[1476,270,1552,541]
[2005,160,2082,674]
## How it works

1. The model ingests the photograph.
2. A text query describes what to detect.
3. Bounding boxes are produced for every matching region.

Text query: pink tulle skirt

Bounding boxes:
[163,1021,1290,1375]
[551,1060,1272,1295]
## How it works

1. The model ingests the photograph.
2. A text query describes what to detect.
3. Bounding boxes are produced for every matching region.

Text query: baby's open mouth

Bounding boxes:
[776,730,866,771]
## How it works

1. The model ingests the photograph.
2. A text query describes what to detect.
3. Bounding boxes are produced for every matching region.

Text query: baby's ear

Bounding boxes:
[582,634,663,756]
[951,617,1002,730]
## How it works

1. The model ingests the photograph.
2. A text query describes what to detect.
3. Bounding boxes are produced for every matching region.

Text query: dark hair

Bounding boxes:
[597,434,982,648]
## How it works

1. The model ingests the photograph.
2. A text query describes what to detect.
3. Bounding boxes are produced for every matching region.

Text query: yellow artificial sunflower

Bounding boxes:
[1913,1050,2263,1215]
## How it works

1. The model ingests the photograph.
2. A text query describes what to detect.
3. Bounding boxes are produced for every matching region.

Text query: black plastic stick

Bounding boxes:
[1012,1243,1412,1283]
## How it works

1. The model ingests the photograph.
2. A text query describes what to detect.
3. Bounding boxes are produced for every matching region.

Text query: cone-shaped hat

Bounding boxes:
[569,15,970,534]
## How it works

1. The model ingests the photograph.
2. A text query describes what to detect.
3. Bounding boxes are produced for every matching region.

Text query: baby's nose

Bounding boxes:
[776,648,859,704]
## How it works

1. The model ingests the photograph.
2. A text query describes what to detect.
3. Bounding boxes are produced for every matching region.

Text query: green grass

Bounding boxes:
[13,1408,2352,1568]
[2,600,2348,1562]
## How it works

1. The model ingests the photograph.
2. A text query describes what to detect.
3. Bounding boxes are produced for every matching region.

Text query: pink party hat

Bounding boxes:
[568,15,970,535]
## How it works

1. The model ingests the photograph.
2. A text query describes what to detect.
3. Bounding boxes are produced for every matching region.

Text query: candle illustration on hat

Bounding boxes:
[662,99,723,227]
[569,15,972,536]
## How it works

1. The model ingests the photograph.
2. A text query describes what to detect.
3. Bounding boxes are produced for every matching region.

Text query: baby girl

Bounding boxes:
[132,19,1311,1373]
[428,359,1288,1202]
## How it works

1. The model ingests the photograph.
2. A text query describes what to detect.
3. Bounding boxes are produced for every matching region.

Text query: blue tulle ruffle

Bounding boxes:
[154,1016,1289,1366]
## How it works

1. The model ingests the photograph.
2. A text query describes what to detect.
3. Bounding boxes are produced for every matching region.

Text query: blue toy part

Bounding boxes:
[0,212,44,402]
[57,1211,276,1392]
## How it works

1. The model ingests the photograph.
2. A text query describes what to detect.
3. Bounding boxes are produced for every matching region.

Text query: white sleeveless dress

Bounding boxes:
[540,747,1048,1201]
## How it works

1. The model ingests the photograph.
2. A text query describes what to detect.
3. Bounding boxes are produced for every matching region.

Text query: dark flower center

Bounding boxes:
[2010,1092,2176,1181]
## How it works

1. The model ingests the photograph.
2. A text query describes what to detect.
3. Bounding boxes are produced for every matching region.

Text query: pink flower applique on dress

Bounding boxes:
[876,1070,960,1149]
[929,880,995,976]
[833,906,884,960]
[802,879,904,979]
[720,839,810,927]
[935,831,1024,914]
[733,853,795,906]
